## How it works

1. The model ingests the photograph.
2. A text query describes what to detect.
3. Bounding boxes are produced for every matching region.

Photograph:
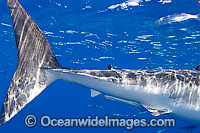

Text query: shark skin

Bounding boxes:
[0,0,200,126]
[45,68,200,125]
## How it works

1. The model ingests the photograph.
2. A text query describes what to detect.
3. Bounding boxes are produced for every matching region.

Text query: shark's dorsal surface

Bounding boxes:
[1,0,200,126]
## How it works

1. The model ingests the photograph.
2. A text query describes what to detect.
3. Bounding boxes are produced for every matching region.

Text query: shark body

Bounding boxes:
[0,0,200,126]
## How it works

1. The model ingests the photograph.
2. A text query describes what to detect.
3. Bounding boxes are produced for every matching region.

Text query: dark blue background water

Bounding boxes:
[0,0,200,132]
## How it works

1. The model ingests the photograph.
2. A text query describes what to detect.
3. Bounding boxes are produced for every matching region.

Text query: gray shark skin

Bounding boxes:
[1,0,200,126]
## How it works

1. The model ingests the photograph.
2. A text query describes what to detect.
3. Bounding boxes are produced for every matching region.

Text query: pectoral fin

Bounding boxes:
[142,104,171,116]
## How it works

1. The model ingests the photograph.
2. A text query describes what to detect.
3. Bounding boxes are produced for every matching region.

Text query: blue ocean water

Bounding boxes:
[0,0,200,132]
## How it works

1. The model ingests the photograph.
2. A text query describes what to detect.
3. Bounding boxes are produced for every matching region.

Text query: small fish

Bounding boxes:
[88,104,103,109]
[112,113,129,117]
[157,128,167,133]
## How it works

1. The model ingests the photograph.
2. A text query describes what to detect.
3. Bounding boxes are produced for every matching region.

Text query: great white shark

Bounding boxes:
[0,0,200,126]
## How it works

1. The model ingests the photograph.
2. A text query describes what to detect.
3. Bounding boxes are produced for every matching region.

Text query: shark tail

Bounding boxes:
[0,0,63,125]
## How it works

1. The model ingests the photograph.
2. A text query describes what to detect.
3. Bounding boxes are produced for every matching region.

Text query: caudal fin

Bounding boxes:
[0,0,62,125]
